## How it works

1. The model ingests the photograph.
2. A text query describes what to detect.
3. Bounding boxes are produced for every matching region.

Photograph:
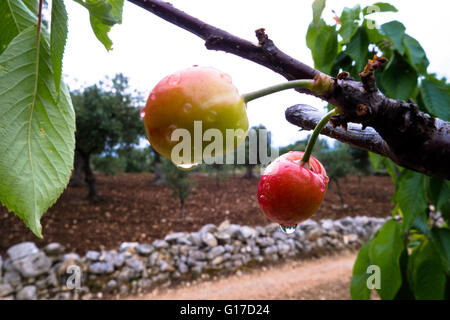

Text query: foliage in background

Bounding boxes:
[307,0,449,300]
[71,73,144,199]
[161,158,194,218]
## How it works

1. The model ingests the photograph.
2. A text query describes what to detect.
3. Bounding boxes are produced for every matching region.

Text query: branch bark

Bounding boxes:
[127,0,450,179]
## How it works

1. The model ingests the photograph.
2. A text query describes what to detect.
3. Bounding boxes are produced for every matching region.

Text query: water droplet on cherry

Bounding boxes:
[175,163,199,170]
[168,73,181,86]
[149,93,156,101]
[140,109,146,119]
[280,224,297,234]
[183,103,192,113]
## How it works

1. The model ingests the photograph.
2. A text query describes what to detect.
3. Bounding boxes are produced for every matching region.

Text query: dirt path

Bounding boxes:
[136,252,357,300]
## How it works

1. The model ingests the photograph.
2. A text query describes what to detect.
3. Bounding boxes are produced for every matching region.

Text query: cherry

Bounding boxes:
[142,66,249,167]
[257,151,329,227]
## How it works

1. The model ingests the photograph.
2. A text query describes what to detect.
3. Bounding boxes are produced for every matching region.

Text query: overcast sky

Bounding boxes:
[63,0,450,147]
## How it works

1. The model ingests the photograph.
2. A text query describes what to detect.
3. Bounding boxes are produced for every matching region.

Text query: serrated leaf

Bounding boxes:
[408,240,447,299]
[50,0,68,96]
[363,3,398,16]
[369,219,404,299]
[0,0,38,54]
[381,52,417,100]
[350,238,373,300]
[431,228,450,275]
[381,21,405,55]
[420,78,450,121]
[0,27,75,237]
[346,27,369,72]
[74,0,117,25]
[307,22,338,74]
[403,35,429,74]
[74,0,124,51]
[429,178,450,212]
[312,0,326,24]
[339,5,361,44]
[396,170,428,231]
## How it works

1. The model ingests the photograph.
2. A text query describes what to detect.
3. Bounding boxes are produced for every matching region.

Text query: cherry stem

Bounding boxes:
[301,108,337,165]
[241,79,313,103]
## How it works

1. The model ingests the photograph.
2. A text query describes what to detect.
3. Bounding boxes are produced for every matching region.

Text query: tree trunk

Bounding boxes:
[152,150,166,185]
[69,150,85,187]
[334,179,345,208]
[243,165,255,179]
[82,152,101,201]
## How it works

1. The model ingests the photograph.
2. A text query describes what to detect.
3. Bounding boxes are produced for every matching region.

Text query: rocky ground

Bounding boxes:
[0,174,394,255]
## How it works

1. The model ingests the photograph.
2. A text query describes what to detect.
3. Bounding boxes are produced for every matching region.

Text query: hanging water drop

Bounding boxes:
[175,162,199,170]
[280,224,297,234]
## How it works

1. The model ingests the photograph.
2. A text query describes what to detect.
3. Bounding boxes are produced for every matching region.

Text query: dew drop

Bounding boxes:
[183,103,192,113]
[280,224,297,234]
[220,73,232,83]
[207,110,217,122]
[149,93,156,101]
[140,109,146,119]
[168,73,181,86]
[175,163,199,170]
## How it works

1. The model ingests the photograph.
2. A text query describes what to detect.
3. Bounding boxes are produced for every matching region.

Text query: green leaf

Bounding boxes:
[50,0,68,96]
[429,178,450,212]
[420,78,450,121]
[403,35,429,74]
[339,5,361,44]
[0,27,75,237]
[350,239,373,299]
[312,0,326,24]
[396,170,428,231]
[369,219,404,299]
[431,228,450,275]
[381,21,406,55]
[306,22,338,74]
[0,0,38,54]
[381,52,417,100]
[346,27,369,72]
[408,240,447,299]
[383,157,399,181]
[368,152,383,170]
[412,213,432,238]
[74,0,124,50]
[363,3,398,16]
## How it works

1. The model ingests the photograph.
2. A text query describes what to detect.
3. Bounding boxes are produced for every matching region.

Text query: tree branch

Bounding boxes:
[127,0,450,179]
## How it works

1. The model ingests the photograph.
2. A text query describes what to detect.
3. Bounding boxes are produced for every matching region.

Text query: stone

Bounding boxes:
[4,270,22,287]
[137,279,152,290]
[277,243,290,255]
[16,285,37,300]
[307,228,323,241]
[12,251,51,278]
[7,242,39,261]
[152,240,169,249]
[126,258,145,273]
[263,246,278,256]
[106,279,118,292]
[265,223,279,233]
[0,284,13,297]
[321,219,334,230]
[238,226,257,239]
[89,262,114,274]
[136,244,153,256]
[201,232,218,248]
[343,234,358,244]
[164,232,186,243]
[211,256,224,265]
[176,237,192,246]
[119,242,139,252]
[178,262,189,274]
[187,233,202,247]
[85,251,100,261]
[251,247,260,256]
[223,225,241,238]
[216,232,231,244]
[189,250,206,261]
[159,260,175,272]
[257,237,275,247]
[103,251,126,268]
[218,220,230,232]
[200,224,217,235]
[44,243,65,256]
[207,246,225,260]
[118,267,140,282]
